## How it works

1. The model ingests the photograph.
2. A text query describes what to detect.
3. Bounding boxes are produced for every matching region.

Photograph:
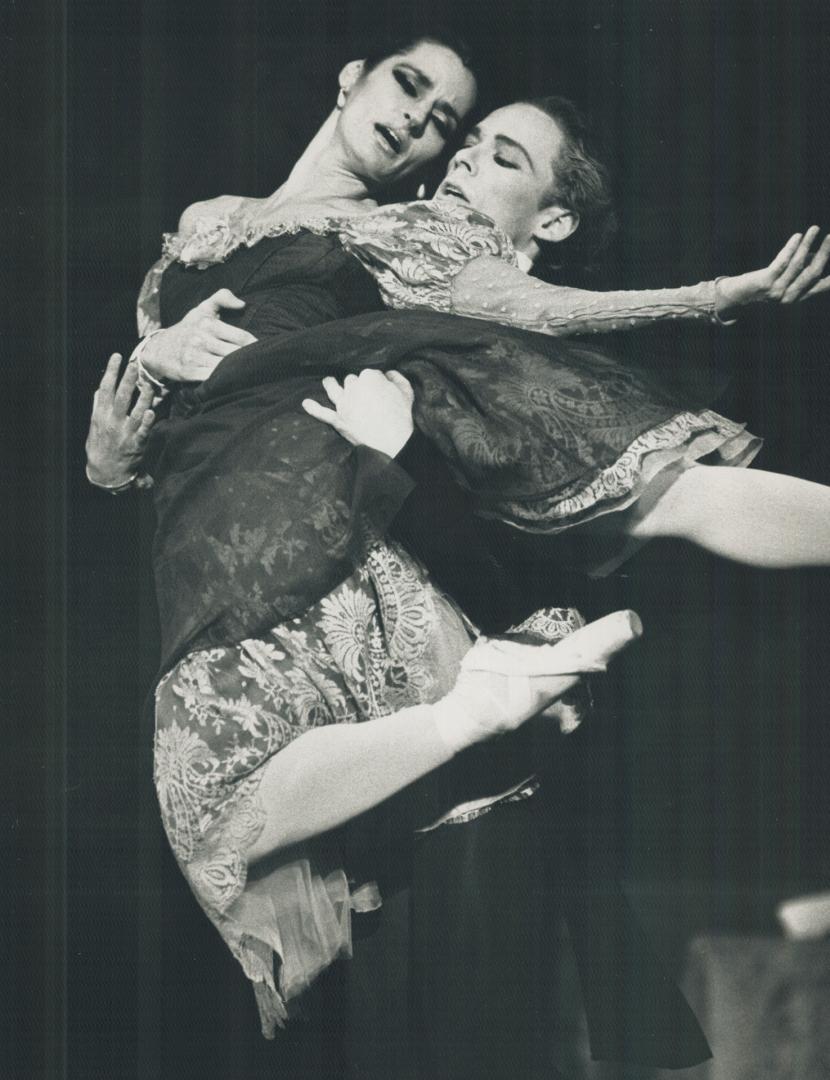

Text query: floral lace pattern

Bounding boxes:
[138,197,516,335]
[154,538,475,1033]
[138,198,348,334]
[339,199,516,312]
[154,539,465,894]
[496,408,761,532]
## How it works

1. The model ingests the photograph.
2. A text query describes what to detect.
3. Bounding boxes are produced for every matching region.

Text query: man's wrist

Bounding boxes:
[131,328,168,386]
[85,462,138,493]
[380,427,414,458]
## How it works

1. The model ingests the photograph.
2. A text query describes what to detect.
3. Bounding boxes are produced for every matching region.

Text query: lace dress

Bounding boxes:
[145,198,750,1041]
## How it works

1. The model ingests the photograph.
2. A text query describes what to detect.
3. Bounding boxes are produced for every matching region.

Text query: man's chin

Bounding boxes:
[435,191,468,207]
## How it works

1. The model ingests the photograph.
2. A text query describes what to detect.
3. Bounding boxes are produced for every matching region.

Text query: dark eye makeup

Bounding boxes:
[395,70,417,96]
[395,69,451,139]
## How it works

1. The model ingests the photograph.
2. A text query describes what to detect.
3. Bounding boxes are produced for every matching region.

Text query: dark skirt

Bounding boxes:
[277,792,711,1080]
[149,308,740,671]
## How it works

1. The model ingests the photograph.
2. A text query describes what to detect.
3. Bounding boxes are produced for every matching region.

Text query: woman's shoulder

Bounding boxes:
[177,194,252,238]
[337,199,517,314]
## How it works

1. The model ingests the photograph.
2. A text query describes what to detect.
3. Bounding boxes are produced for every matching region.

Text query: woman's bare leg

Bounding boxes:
[245,611,641,863]
[627,464,830,568]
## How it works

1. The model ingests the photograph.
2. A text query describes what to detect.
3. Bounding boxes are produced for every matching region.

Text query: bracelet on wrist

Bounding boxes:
[85,466,153,494]
[711,277,738,327]
[130,328,167,389]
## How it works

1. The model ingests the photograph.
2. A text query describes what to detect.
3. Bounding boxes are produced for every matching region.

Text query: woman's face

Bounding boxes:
[336,42,477,185]
[436,103,567,254]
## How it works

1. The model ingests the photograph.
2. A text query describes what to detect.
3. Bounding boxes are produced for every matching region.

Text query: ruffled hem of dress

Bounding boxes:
[487,408,762,543]
[188,854,381,1038]
[577,412,762,576]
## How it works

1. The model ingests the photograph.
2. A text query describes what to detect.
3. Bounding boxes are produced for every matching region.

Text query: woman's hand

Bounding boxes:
[301,369,415,457]
[715,227,830,320]
[85,354,155,487]
[141,289,258,383]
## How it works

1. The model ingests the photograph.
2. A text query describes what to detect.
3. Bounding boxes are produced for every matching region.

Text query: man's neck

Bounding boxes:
[515,236,540,271]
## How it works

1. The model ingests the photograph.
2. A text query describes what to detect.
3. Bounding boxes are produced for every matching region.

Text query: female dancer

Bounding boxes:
[87,36,670,1079]
[96,102,830,577]
[87,80,827,1077]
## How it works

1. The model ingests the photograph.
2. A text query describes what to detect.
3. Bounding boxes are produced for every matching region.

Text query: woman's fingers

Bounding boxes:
[767,233,804,279]
[774,226,821,291]
[803,274,830,300]
[781,233,830,303]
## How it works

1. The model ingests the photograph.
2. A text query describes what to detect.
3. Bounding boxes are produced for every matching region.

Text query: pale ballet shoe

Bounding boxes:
[433,610,642,753]
[462,610,642,677]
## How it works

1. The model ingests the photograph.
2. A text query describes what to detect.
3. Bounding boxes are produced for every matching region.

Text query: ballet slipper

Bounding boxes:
[432,610,642,753]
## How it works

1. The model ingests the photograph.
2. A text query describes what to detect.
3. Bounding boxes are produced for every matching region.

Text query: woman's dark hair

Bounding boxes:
[520,96,617,280]
[362,27,475,77]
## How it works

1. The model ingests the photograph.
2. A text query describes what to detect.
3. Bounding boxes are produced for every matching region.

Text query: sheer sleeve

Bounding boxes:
[339,199,516,313]
[136,256,172,336]
[451,255,725,336]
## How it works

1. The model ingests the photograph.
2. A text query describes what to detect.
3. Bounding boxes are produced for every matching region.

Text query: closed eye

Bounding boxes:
[432,114,450,139]
[395,70,417,96]
[495,154,519,169]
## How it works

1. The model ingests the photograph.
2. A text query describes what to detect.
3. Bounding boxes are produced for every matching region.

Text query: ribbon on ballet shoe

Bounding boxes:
[461,610,642,678]
[460,636,607,677]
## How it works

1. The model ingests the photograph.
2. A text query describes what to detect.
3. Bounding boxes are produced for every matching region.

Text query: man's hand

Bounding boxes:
[301,369,415,457]
[85,354,155,487]
[715,227,830,320]
[141,289,258,383]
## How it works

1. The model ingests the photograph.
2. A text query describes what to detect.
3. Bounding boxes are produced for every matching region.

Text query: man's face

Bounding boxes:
[436,103,567,254]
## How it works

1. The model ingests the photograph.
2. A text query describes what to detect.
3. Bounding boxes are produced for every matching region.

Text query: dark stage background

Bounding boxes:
[10,1,830,1077]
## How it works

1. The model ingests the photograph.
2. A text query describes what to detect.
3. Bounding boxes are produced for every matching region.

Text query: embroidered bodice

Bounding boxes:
[138,197,722,340]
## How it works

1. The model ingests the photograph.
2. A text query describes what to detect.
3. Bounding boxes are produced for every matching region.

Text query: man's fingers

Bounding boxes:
[321,376,344,406]
[302,398,343,429]
[113,359,140,411]
[136,409,156,438]
[211,322,258,347]
[385,370,415,400]
[204,338,243,358]
[129,380,155,423]
[98,353,123,397]
[202,288,247,315]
